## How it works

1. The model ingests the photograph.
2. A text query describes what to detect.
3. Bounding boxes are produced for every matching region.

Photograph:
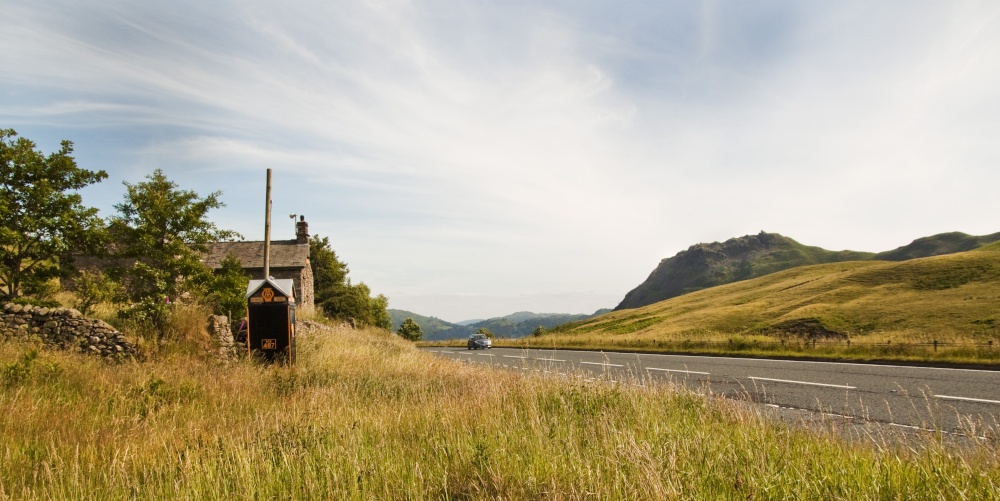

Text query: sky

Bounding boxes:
[3,1,1000,322]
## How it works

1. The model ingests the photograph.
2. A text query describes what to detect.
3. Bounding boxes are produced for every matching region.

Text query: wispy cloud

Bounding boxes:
[3,0,1000,320]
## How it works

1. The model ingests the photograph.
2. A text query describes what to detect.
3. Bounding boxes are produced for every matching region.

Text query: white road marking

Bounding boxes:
[458,352,472,355]
[580,361,624,368]
[536,358,566,362]
[748,376,855,390]
[440,351,454,354]
[504,355,527,360]
[935,395,1000,405]
[476,353,494,357]
[646,367,710,375]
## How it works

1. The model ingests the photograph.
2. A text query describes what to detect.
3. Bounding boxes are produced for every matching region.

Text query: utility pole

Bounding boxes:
[263,168,272,279]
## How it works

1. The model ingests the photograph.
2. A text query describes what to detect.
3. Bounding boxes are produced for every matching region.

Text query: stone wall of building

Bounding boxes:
[1,303,136,359]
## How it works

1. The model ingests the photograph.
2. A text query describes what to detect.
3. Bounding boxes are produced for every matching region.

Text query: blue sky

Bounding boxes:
[3,1,1000,322]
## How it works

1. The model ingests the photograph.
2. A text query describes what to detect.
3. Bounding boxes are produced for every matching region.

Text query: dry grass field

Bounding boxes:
[1,319,998,499]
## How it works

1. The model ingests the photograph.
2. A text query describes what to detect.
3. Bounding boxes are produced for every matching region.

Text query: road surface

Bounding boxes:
[424,346,1000,434]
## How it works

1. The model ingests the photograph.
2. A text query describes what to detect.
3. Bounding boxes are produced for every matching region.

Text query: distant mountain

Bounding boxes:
[388,310,474,341]
[548,248,1000,342]
[616,231,1000,311]
[874,232,1000,261]
[615,232,873,310]
[469,312,598,338]
[389,309,609,340]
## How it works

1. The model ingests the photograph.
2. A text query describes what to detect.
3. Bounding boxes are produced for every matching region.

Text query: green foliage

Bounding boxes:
[196,254,249,325]
[396,317,423,341]
[476,327,495,340]
[309,235,390,329]
[0,129,108,301]
[1,350,38,386]
[108,169,238,328]
[72,269,119,315]
[531,325,546,337]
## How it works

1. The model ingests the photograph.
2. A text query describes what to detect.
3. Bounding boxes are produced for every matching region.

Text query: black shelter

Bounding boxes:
[246,278,296,364]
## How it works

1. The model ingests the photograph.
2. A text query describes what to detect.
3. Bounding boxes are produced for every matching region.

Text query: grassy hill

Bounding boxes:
[528,248,1000,363]
[875,231,1000,261]
[616,232,874,310]
[616,231,1000,311]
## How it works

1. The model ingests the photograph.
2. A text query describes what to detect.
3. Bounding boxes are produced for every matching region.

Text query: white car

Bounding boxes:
[467,334,492,350]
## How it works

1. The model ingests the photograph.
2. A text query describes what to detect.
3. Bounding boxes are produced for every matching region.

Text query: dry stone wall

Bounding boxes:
[1,303,136,359]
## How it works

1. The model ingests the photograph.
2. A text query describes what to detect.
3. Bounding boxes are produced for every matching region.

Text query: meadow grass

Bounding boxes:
[1,322,998,499]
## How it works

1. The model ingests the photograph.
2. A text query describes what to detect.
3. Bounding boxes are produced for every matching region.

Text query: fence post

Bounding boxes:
[933,340,938,352]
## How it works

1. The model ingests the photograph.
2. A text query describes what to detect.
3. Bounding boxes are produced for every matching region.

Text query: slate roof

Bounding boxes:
[202,240,309,270]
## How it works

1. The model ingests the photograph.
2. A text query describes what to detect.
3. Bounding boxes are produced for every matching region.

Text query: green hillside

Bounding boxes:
[469,311,600,338]
[875,231,1000,261]
[535,248,1000,361]
[616,231,1000,311]
[616,232,874,310]
[389,309,474,340]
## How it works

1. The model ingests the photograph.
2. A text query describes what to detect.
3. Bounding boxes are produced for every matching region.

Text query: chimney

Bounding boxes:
[296,215,309,244]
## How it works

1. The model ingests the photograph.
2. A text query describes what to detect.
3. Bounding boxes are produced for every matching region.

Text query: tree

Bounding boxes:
[397,317,423,341]
[0,129,108,301]
[108,169,238,326]
[531,325,546,337]
[309,235,391,329]
[477,327,495,340]
[196,253,249,325]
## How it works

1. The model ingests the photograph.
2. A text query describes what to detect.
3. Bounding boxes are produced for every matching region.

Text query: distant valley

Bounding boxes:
[388,309,611,340]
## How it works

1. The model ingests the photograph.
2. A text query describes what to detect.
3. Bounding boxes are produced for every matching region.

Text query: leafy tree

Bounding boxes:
[196,253,249,325]
[477,327,495,340]
[531,325,546,337]
[108,169,238,326]
[309,235,391,329]
[397,317,423,341]
[0,129,108,300]
[310,235,348,304]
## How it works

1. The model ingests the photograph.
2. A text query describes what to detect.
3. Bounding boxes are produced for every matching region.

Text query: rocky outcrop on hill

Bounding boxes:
[1,303,136,359]
[615,232,873,310]
[616,230,1000,311]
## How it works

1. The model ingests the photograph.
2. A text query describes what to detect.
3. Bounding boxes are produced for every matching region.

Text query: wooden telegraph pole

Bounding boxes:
[263,168,272,278]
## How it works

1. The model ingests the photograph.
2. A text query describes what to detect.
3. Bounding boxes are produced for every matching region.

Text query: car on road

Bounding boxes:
[467,333,492,350]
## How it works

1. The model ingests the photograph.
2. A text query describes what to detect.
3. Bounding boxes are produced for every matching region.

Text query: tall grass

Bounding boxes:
[1,323,997,499]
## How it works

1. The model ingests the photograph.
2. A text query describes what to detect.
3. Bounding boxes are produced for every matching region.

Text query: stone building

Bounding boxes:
[202,217,314,310]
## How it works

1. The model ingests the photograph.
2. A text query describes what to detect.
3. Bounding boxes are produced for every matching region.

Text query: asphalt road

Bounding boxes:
[423,346,1000,433]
